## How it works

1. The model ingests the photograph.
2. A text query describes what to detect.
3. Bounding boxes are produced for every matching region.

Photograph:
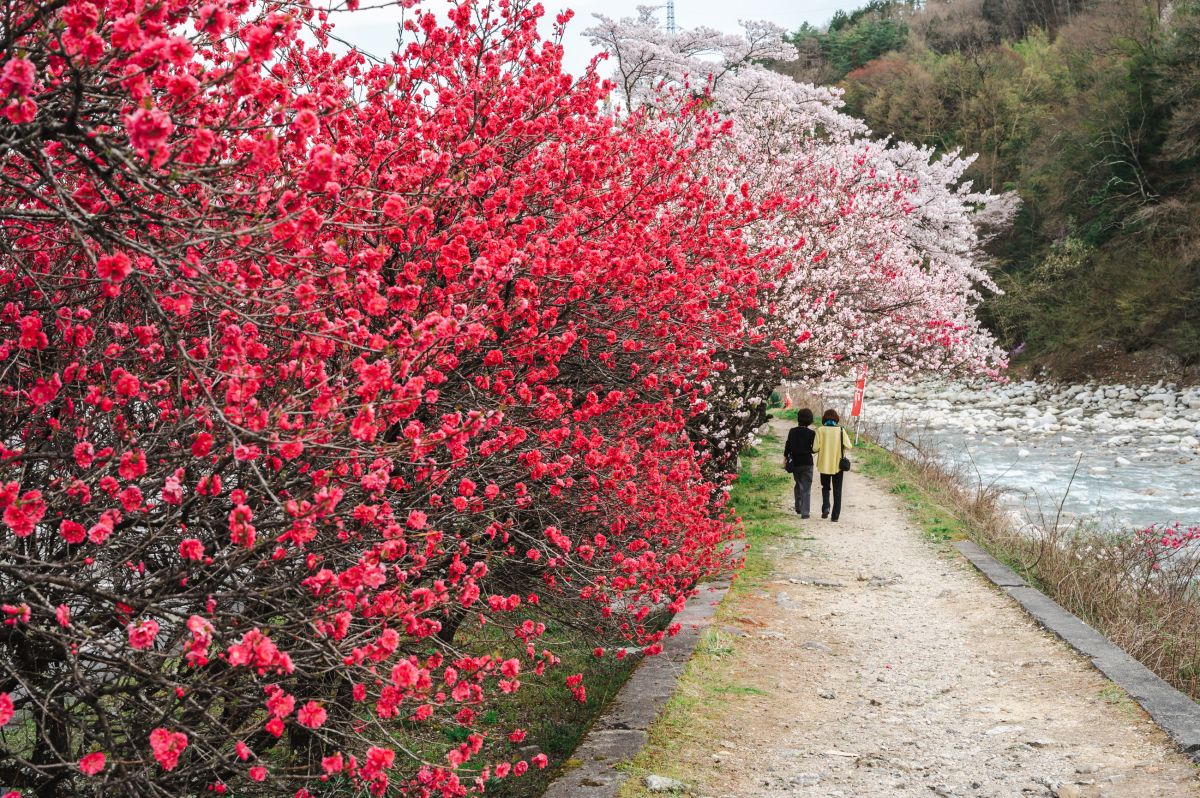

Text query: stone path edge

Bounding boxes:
[955,539,1200,759]
[541,571,736,798]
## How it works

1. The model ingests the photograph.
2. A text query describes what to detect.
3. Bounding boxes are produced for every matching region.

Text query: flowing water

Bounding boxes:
[813,380,1200,530]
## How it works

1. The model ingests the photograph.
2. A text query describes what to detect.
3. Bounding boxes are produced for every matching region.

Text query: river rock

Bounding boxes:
[644,775,688,793]
[1144,392,1177,404]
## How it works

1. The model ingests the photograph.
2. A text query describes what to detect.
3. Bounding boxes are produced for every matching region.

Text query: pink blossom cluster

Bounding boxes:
[1134,523,1200,570]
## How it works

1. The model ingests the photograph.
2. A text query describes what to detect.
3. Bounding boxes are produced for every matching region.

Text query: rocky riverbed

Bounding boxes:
[817,380,1200,530]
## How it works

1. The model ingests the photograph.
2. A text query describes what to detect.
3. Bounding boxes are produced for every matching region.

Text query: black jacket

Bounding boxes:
[784,426,815,471]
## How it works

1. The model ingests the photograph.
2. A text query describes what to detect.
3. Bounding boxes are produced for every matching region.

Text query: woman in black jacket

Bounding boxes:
[784,408,816,518]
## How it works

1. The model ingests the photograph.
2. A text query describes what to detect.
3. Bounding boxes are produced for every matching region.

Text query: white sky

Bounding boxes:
[329,1,862,78]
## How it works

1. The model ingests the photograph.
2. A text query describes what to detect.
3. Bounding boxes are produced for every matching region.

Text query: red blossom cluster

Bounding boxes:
[1134,523,1200,569]
[0,0,1003,795]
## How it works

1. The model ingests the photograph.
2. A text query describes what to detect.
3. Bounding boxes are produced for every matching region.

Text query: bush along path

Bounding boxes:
[616,420,1200,798]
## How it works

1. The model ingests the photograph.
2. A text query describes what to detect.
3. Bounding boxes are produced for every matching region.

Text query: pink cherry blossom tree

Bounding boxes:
[588,10,1017,465]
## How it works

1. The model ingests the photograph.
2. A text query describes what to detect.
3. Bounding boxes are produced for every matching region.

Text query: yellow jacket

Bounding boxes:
[811,424,853,475]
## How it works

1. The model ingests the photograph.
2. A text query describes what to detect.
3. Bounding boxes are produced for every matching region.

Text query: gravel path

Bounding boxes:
[663,422,1200,798]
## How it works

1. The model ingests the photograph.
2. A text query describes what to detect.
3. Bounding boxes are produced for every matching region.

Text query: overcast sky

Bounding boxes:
[330,0,863,78]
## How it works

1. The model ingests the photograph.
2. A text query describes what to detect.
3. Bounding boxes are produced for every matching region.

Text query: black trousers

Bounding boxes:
[792,465,813,516]
[820,471,844,521]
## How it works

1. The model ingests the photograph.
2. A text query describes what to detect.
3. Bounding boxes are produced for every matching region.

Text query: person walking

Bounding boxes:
[811,408,853,522]
[784,408,816,518]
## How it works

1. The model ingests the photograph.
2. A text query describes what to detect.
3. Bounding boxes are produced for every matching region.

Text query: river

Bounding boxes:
[813,380,1200,531]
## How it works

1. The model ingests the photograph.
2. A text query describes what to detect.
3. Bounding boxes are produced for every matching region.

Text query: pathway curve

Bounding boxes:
[642,421,1200,798]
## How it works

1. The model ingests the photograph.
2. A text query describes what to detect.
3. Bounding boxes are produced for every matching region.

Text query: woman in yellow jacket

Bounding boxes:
[811,408,853,522]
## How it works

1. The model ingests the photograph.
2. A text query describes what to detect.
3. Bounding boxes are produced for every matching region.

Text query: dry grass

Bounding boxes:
[985,518,1200,698]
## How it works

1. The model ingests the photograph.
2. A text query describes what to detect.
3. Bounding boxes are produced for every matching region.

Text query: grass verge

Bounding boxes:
[614,427,801,797]
[481,625,640,798]
[854,439,974,544]
[726,429,804,593]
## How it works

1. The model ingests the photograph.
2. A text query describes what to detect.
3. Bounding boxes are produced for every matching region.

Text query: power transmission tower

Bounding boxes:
[666,0,676,34]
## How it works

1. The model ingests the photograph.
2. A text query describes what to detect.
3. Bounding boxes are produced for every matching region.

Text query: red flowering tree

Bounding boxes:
[0,1,773,795]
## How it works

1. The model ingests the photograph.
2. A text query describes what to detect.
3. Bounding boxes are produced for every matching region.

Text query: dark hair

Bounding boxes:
[796,408,814,426]
[822,408,840,424]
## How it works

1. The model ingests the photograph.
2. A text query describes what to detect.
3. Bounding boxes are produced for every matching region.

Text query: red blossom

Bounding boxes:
[78,752,106,776]
[0,0,1011,792]
[127,619,160,650]
[149,728,188,771]
[179,538,204,560]
[0,58,36,97]
[125,109,175,157]
[2,489,45,537]
[96,253,131,283]
[191,433,214,457]
[297,701,327,728]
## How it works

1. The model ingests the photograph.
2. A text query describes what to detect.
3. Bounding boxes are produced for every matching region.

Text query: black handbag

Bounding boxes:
[838,428,851,472]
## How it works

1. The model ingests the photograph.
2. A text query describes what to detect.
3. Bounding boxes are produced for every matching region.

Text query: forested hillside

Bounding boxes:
[775,0,1200,378]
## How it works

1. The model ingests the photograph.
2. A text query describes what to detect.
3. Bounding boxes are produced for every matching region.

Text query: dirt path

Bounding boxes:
[633,421,1200,798]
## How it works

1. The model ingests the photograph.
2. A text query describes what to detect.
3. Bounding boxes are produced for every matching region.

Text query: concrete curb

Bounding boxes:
[541,575,735,798]
[955,540,1200,759]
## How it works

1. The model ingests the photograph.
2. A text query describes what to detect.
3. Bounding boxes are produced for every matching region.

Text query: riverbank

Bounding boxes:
[614,420,1200,798]
[1011,346,1200,389]
[809,379,1200,529]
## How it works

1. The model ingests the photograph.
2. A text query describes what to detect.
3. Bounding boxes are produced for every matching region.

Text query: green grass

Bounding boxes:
[615,429,801,797]
[726,429,804,593]
[768,407,799,422]
[1097,682,1142,720]
[855,439,970,544]
[613,627,770,797]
